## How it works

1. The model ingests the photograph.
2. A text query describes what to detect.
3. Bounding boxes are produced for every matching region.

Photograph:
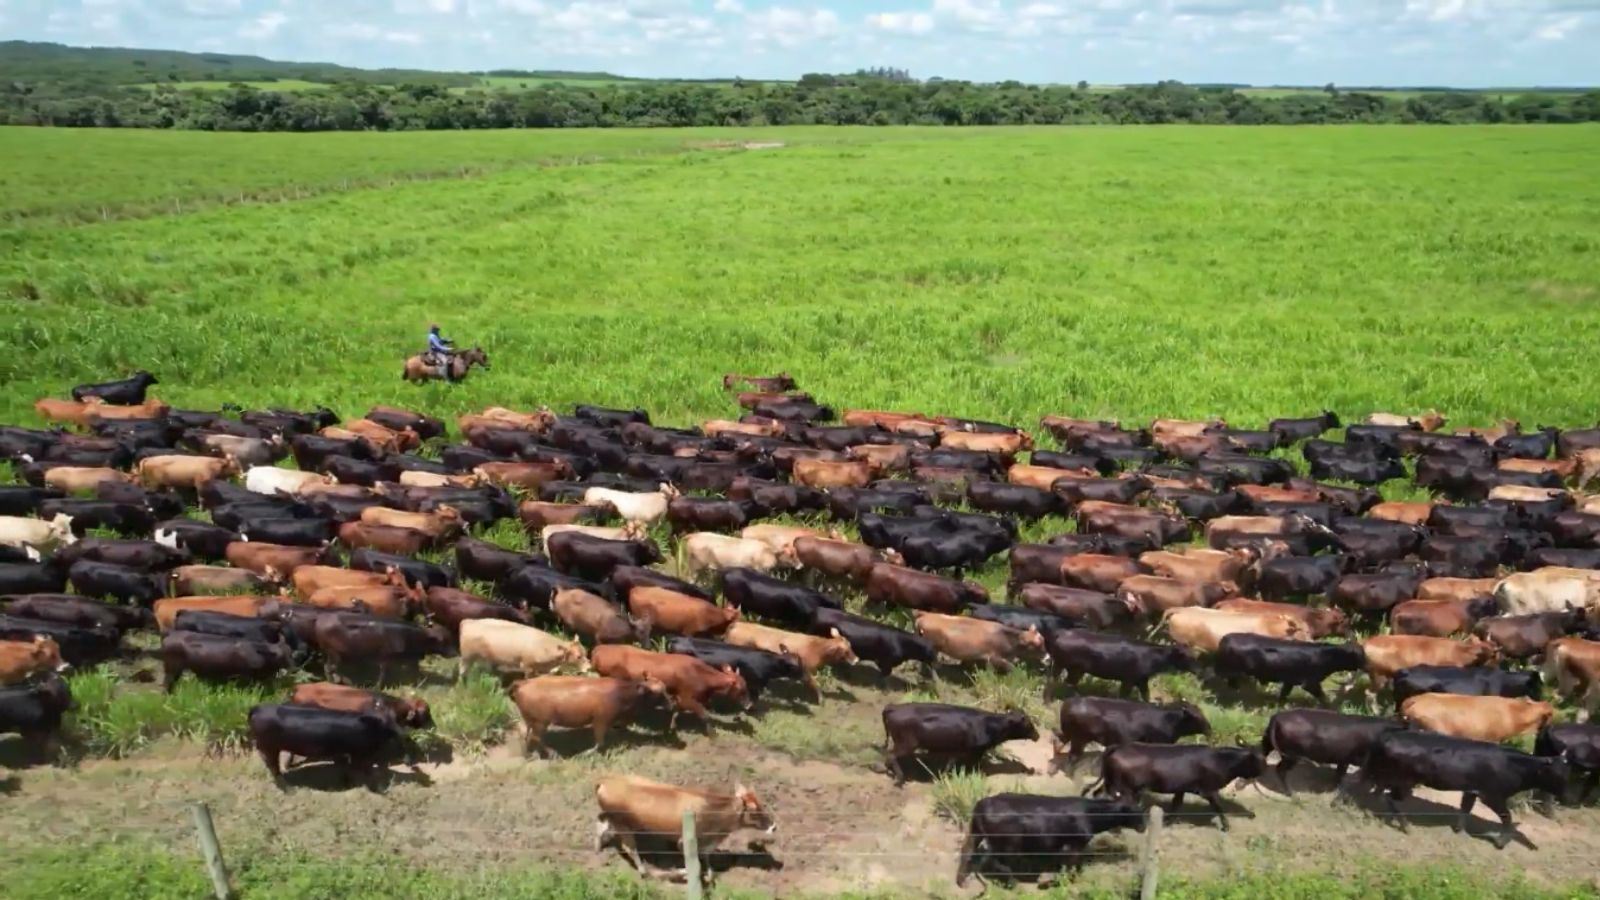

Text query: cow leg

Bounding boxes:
[586,720,609,756]
[1275,681,1294,704]
[1166,791,1186,815]
[616,831,648,873]
[523,720,547,759]
[1066,740,1085,775]
[1454,792,1477,833]
[594,815,614,853]
[1385,787,1411,833]
[375,659,389,686]
[1482,794,1518,850]
[1135,680,1151,703]
[162,664,181,694]
[1332,763,1349,790]
[1275,756,1296,794]
[803,670,819,697]
[1302,680,1327,704]
[1202,791,1229,831]
[1581,770,1599,805]
[258,746,284,784]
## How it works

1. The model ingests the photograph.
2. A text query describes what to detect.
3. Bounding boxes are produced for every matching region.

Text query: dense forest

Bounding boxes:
[1,41,1595,130]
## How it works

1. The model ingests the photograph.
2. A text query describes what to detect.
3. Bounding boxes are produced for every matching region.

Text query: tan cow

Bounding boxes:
[1368,501,1435,526]
[723,621,856,694]
[1574,449,1600,487]
[594,775,775,877]
[1214,599,1348,639]
[739,524,833,559]
[135,454,239,490]
[341,419,420,453]
[1400,694,1554,743]
[1116,575,1234,618]
[1546,637,1600,707]
[0,637,67,685]
[42,466,134,493]
[509,676,666,757]
[590,645,749,727]
[1008,463,1092,490]
[245,466,332,497]
[1235,484,1321,505]
[627,587,739,637]
[152,595,276,632]
[682,533,787,577]
[1487,485,1568,504]
[1417,577,1500,602]
[1139,548,1254,587]
[940,430,1032,455]
[170,564,273,595]
[1059,553,1144,593]
[84,399,170,421]
[1150,418,1224,438]
[458,619,587,679]
[477,406,555,432]
[303,583,420,619]
[1390,598,1495,637]
[541,522,646,552]
[358,505,463,541]
[1361,635,1498,689]
[473,461,573,492]
[1162,607,1307,654]
[912,612,1042,671]
[225,542,326,577]
[1367,410,1446,431]
[1494,568,1600,616]
[289,564,397,597]
[792,536,898,582]
[703,418,785,438]
[847,443,911,475]
[791,458,872,489]
[398,470,481,489]
[34,398,99,428]
[1498,458,1576,480]
[0,513,76,549]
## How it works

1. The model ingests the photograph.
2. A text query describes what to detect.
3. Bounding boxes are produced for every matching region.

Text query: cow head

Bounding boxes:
[819,629,858,665]
[1172,702,1210,738]
[997,709,1039,743]
[732,784,777,835]
[716,665,752,709]
[658,483,682,500]
[47,512,77,543]
[397,695,435,729]
[1017,625,1045,654]
[1223,746,1268,781]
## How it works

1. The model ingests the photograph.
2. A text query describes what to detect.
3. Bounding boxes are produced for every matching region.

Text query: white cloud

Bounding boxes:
[712,0,742,11]
[237,10,286,39]
[744,5,840,47]
[1535,13,1581,37]
[868,11,935,34]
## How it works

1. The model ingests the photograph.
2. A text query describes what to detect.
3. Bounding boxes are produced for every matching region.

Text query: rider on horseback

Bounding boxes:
[424,323,455,380]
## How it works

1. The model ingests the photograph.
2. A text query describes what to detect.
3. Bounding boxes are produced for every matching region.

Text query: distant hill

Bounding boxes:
[0,40,478,87]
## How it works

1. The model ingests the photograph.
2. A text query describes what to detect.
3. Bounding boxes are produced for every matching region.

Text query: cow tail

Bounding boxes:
[1260,715,1277,756]
[954,821,978,887]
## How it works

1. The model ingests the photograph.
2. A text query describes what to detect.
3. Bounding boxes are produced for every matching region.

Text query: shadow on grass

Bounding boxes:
[1338,781,1542,851]
[272,760,436,793]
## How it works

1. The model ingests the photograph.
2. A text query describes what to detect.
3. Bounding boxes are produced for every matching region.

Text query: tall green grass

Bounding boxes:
[66,668,285,756]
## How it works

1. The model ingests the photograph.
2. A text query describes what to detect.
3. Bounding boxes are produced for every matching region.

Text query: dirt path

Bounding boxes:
[7,718,1600,896]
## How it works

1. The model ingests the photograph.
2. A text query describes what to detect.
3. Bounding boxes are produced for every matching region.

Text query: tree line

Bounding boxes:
[3,76,1597,131]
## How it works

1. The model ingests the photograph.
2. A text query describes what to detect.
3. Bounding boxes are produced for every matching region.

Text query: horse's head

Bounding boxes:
[466,347,490,369]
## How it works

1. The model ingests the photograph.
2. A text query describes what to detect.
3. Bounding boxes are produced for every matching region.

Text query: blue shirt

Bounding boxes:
[428,333,453,354]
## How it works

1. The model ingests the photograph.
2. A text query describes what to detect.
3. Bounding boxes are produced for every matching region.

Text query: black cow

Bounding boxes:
[1329,569,1424,617]
[63,560,160,607]
[37,499,154,537]
[1214,634,1364,703]
[0,560,69,595]
[173,609,294,646]
[1016,584,1130,630]
[897,529,1010,575]
[574,404,649,427]
[664,637,804,702]
[1255,555,1346,601]
[1419,534,1506,578]
[967,603,1072,634]
[1535,724,1600,804]
[311,615,451,682]
[0,486,65,517]
[322,456,400,488]
[0,430,57,465]
[0,673,74,758]
[0,614,120,666]
[608,565,711,602]
[454,536,546,584]
[305,494,393,524]
[546,531,661,583]
[1260,708,1400,792]
[1043,629,1192,702]
[247,703,413,787]
[881,702,1038,784]
[1195,455,1293,486]
[664,497,760,534]
[161,631,294,691]
[348,549,456,589]
[1045,533,1151,557]
[1,593,151,631]
[244,406,339,436]
[721,567,839,628]
[209,500,314,533]
[154,519,241,561]
[501,564,607,610]
[956,794,1146,886]
[1030,450,1117,475]
[53,538,187,572]
[826,487,923,519]
[1268,412,1339,445]
[291,434,373,471]
[1053,476,1150,506]
[727,478,827,515]
[71,370,159,405]
[1090,744,1265,830]
[1391,665,1542,705]
[1344,423,1417,450]
[810,607,934,678]
[97,482,186,521]
[1496,428,1558,460]
[1051,696,1209,774]
[238,517,339,548]
[966,482,1058,519]
[1152,487,1241,521]
[1525,547,1600,570]
[443,444,509,474]
[1364,730,1567,848]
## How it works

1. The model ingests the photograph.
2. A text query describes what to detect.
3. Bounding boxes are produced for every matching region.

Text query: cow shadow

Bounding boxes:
[0,739,66,770]
[1340,782,1540,850]
[967,844,1138,888]
[885,753,1035,784]
[768,680,852,705]
[1158,795,1257,830]
[272,760,435,793]
[0,771,20,794]
[537,724,688,757]
[622,834,783,878]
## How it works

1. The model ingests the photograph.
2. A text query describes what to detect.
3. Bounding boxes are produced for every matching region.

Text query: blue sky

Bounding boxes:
[4,1,1596,86]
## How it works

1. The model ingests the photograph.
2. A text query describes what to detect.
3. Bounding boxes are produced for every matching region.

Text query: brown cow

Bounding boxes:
[42,466,135,493]
[1039,415,1119,440]
[519,501,608,531]
[509,675,666,757]
[337,521,431,555]
[287,682,433,728]
[359,506,464,541]
[1416,576,1500,602]
[1368,502,1436,526]
[723,621,856,694]
[1390,598,1497,637]
[170,564,272,596]
[1138,548,1254,589]
[793,536,899,582]
[1367,410,1446,431]
[912,612,1042,671]
[1400,694,1554,743]
[866,563,988,614]
[1214,599,1348,639]
[342,419,421,453]
[1117,575,1234,618]
[1163,607,1307,653]
[304,583,420,619]
[594,775,776,878]
[474,461,575,492]
[1008,463,1094,490]
[1236,484,1321,505]
[704,418,786,438]
[135,454,239,490]
[1151,418,1225,438]
[1499,458,1575,480]
[1474,610,1584,660]
[1361,634,1498,689]
[85,399,170,422]
[34,398,99,428]
[1547,637,1600,706]
[590,644,749,729]
[1060,553,1145,593]
[423,586,526,633]
[791,458,872,489]
[627,587,738,638]
[848,443,911,474]
[940,430,1033,455]
[553,588,645,644]
[0,637,67,685]
[843,409,933,430]
[289,564,398,597]
[225,542,327,577]
[152,595,276,632]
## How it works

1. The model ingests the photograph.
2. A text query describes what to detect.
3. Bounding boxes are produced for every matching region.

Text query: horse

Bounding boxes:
[402,347,490,384]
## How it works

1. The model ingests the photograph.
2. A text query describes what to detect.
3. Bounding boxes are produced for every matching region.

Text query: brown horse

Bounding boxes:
[403,347,490,384]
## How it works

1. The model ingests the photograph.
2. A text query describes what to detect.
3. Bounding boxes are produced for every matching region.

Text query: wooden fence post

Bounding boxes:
[1139,805,1163,900]
[190,801,234,900]
[682,807,703,900]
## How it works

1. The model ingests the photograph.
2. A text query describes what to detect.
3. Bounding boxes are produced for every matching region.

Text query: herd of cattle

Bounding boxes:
[4,369,1600,882]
